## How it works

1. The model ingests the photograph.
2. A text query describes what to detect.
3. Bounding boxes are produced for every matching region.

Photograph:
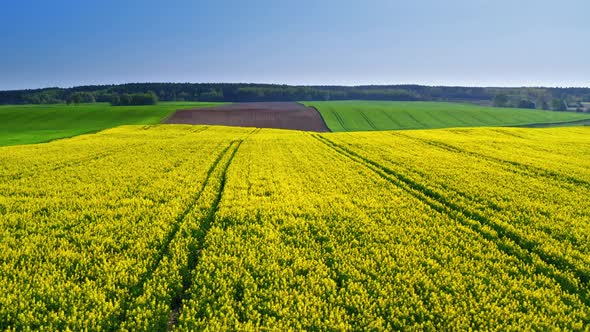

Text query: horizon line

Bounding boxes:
[2,81,590,92]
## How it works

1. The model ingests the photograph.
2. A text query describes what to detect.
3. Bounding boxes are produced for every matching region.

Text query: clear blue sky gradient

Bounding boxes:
[1,0,588,90]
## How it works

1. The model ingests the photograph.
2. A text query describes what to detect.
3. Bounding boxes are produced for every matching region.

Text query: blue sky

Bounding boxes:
[1,0,588,90]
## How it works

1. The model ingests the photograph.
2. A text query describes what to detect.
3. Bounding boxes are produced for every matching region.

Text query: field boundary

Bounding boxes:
[295,103,333,132]
[312,134,590,307]
[506,118,590,128]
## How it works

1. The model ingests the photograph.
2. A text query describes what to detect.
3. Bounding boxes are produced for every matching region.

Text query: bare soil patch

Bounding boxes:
[164,102,330,132]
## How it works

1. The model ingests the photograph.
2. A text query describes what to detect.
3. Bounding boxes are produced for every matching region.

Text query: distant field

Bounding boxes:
[4,101,589,146]
[305,101,590,131]
[0,102,222,146]
[166,102,329,132]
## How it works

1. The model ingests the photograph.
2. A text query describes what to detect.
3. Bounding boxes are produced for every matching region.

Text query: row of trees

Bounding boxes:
[67,92,96,104]
[1,83,589,109]
[492,88,590,111]
[110,92,158,106]
[64,91,158,105]
[493,96,566,111]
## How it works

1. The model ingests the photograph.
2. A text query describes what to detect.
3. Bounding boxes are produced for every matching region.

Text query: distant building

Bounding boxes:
[566,101,590,112]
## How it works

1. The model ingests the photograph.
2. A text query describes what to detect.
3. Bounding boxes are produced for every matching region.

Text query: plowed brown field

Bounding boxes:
[164,102,329,132]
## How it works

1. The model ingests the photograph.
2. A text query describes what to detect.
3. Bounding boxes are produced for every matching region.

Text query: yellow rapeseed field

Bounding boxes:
[0,125,588,330]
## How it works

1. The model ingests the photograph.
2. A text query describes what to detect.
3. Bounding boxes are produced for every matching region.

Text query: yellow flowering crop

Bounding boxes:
[0,125,588,330]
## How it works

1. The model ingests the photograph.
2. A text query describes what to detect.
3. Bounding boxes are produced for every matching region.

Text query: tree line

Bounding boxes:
[1,83,589,111]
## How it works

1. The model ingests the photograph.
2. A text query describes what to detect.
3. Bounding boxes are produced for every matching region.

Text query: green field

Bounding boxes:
[4,101,589,147]
[0,102,221,146]
[305,101,590,131]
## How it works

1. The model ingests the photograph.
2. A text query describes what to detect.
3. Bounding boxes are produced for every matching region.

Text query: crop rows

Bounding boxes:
[0,125,588,330]
[324,128,590,282]
[0,125,250,330]
[174,128,589,330]
[305,101,590,132]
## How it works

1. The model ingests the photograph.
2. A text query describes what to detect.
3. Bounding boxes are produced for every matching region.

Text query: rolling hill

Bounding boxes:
[305,101,590,131]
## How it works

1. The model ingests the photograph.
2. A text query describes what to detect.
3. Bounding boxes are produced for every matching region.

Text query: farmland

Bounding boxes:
[3,101,589,148]
[1,125,588,330]
[305,101,590,131]
[0,102,221,146]
[166,102,329,132]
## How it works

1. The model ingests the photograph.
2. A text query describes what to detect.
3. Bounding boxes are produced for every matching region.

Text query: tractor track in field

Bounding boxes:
[379,110,402,128]
[167,129,262,329]
[358,110,378,130]
[164,128,257,330]
[385,131,590,256]
[119,128,257,330]
[329,109,348,131]
[442,111,471,126]
[390,132,590,190]
[406,113,428,128]
[116,141,238,328]
[311,134,590,307]
[166,138,244,330]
